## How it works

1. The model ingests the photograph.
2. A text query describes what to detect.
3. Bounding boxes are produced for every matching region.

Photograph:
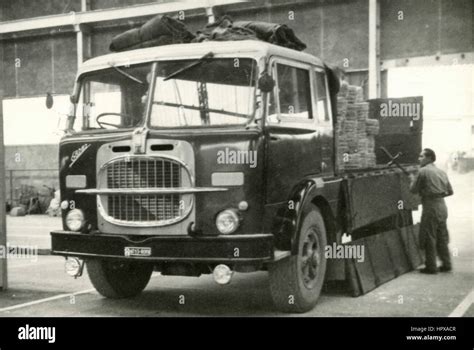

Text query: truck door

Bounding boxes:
[265,59,322,204]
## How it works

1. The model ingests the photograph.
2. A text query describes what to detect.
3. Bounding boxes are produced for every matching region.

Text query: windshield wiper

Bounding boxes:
[154,101,249,119]
[164,52,214,81]
[108,63,145,85]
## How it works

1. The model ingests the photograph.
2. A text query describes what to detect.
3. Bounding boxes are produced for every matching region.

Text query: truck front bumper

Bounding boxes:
[51,231,274,263]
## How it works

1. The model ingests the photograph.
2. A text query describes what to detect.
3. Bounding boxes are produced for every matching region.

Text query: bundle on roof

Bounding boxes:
[192,16,258,43]
[234,20,306,51]
[110,14,307,52]
[110,15,195,52]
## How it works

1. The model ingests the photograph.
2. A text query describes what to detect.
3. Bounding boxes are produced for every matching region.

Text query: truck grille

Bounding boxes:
[107,159,180,189]
[103,158,184,223]
[107,194,180,221]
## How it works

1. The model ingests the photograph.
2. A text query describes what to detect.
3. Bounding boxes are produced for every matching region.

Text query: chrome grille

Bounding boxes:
[107,159,180,189]
[104,158,182,223]
[107,194,180,221]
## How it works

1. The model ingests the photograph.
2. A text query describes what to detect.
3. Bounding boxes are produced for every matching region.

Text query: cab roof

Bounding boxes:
[78,40,324,76]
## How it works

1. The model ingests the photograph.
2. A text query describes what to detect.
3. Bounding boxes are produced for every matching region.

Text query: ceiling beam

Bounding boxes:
[0,0,246,34]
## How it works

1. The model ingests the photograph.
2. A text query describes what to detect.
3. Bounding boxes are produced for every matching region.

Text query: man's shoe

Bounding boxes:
[439,266,452,272]
[419,268,438,274]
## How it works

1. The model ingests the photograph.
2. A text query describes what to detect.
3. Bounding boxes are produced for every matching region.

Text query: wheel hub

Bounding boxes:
[301,228,321,289]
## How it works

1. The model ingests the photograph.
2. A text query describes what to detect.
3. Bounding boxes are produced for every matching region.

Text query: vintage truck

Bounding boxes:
[50,39,422,313]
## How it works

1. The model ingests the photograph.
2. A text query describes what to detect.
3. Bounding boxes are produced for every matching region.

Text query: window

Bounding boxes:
[150,58,256,128]
[315,71,329,122]
[80,81,122,129]
[268,64,313,124]
[73,63,152,131]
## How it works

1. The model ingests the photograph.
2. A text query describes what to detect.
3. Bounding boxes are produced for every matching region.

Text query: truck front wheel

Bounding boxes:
[86,259,153,299]
[269,207,327,313]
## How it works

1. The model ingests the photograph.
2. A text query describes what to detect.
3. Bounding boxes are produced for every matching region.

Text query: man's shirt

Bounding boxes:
[410,163,453,200]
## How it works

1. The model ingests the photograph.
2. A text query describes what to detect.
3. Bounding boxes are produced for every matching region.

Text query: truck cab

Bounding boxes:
[51,40,412,313]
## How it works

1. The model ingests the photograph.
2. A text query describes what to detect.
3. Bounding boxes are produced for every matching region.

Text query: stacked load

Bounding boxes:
[346,85,363,104]
[366,118,380,136]
[335,82,379,170]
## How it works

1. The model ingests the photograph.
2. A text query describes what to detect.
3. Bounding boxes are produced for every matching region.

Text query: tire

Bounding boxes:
[269,207,327,313]
[86,259,153,299]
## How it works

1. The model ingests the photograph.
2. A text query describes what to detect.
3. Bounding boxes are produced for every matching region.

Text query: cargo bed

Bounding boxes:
[338,163,418,177]
[326,164,420,233]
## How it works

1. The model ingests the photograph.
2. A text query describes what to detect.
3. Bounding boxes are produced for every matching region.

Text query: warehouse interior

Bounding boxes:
[0,0,472,314]
[1,0,473,171]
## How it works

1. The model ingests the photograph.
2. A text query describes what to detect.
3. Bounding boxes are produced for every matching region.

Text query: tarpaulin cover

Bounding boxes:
[233,20,306,51]
[192,16,258,43]
[110,15,307,52]
[110,15,195,52]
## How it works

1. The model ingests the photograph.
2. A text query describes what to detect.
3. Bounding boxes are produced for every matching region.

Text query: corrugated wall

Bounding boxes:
[381,0,473,59]
[0,0,472,97]
[0,0,81,21]
[1,33,77,97]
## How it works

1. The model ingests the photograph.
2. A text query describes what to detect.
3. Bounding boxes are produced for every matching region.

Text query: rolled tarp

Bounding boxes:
[233,20,306,51]
[110,15,195,52]
[193,16,257,43]
[109,15,306,52]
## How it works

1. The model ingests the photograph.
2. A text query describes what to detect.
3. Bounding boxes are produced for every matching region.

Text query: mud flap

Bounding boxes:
[399,223,424,269]
[346,224,422,297]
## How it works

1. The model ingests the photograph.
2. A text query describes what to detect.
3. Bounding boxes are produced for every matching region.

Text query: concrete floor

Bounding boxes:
[6,214,58,252]
[0,172,472,317]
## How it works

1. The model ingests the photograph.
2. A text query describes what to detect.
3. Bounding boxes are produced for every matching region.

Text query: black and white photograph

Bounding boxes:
[0,0,472,346]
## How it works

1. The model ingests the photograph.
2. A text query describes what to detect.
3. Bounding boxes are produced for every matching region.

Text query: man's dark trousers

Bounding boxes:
[420,199,451,271]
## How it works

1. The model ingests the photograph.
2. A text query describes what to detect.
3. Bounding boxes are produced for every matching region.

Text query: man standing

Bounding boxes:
[409,148,453,274]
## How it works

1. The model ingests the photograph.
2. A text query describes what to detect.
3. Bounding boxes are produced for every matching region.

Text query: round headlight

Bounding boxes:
[213,264,233,285]
[65,257,82,277]
[216,209,240,235]
[66,209,85,232]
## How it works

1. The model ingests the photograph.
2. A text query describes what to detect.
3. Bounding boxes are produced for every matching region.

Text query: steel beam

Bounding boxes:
[75,23,92,68]
[0,32,6,289]
[0,90,7,290]
[381,52,474,69]
[368,0,380,99]
[0,0,247,35]
[205,7,216,24]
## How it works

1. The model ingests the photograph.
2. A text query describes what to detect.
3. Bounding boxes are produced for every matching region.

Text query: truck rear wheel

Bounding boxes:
[269,207,327,313]
[87,259,153,299]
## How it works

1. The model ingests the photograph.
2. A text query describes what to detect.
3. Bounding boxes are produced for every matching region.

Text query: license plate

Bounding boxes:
[124,247,151,257]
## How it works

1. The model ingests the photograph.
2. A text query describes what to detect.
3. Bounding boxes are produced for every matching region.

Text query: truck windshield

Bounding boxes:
[72,63,152,131]
[150,58,257,128]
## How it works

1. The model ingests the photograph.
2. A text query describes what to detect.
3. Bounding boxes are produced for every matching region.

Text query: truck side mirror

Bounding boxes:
[258,73,275,93]
[46,93,54,109]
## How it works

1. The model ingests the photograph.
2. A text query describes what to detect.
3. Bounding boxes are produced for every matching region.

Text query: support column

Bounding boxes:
[205,7,215,24]
[81,0,91,12]
[0,28,6,289]
[75,0,92,69]
[75,24,92,69]
[0,89,7,291]
[368,0,380,99]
